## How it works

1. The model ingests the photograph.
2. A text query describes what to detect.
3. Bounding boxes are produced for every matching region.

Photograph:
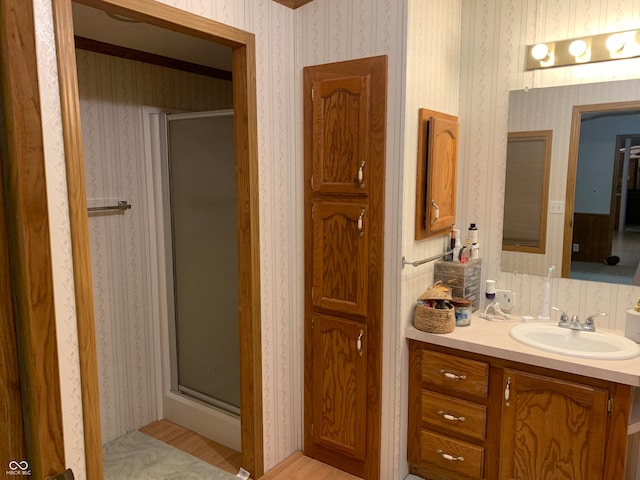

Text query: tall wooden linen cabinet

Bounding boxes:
[303,56,387,479]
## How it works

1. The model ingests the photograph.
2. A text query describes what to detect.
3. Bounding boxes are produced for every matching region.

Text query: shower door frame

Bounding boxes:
[52,0,264,477]
[162,109,242,419]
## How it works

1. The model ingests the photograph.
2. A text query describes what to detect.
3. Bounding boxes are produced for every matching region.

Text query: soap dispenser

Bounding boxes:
[625,297,640,342]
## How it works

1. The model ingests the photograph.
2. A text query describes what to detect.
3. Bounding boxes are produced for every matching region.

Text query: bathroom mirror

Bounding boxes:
[501,79,640,286]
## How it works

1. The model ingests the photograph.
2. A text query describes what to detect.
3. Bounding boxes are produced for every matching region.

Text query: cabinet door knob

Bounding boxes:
[438,410,466,422]
[437,449,464,462]
[439,369,467,381]
[356,329,364,356]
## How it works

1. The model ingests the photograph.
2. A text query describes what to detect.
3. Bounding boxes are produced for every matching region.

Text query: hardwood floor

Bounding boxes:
[140,419,242,475]
[140,419,362,480]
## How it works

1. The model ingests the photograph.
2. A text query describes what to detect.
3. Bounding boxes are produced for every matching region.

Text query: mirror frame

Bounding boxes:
[503,130,552,254]
[562,99,640,278]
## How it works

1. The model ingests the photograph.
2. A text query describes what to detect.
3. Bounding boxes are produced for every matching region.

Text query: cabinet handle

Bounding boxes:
[438,410,466,422]
[357,161,366,189]
[437,449,464,462]
[357,209,365,237]
[356,329,364,356]
[505,376,511,406]
[431,200,440,224]
[439,369,467,381]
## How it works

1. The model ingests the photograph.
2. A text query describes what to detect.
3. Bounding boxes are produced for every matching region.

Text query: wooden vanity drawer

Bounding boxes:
[421,350,489,398]
[421,430,484,479]
[421,390,487,441]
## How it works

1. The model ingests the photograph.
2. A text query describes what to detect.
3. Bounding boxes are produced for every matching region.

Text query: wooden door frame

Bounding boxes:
[51,0,263,478]
[0,0,66,477]
[562,100,640,278]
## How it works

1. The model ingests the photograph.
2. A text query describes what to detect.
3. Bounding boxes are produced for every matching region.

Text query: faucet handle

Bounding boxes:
[584,312,606,331]
[552,307,570,326]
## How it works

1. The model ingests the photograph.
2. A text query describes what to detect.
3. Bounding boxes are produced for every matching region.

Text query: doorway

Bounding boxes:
[51,0,263,477]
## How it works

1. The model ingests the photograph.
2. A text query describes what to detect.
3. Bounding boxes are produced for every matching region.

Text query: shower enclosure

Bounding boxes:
[159,110,241,440]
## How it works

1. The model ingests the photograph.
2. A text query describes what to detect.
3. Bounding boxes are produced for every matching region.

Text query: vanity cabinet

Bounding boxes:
[408,340,632,480]
[499,369,609,480]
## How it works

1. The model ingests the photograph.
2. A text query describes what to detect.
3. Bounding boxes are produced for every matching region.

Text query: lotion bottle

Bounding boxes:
[625,297,640,343]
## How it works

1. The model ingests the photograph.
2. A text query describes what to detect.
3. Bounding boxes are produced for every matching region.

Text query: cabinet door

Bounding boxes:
[415,109,458,239]
[312,201,369,317]
[310,75,370,195]
[499,369,609,480]
[311,314,367,460]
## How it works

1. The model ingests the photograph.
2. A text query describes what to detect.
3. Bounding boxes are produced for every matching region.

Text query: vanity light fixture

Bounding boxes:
[526,29,640,70]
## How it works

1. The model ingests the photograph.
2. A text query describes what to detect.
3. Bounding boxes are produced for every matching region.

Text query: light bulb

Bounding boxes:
[569,39,587,57]
[531,43,549,60]
[606,33,625,53]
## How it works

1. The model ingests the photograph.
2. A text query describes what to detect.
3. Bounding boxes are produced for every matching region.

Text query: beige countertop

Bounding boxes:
[406,314,640,388]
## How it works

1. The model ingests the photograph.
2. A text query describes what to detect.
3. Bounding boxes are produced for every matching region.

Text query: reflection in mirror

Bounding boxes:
[563,103,640,285]
[501,79,640,286]
[503,131,551,254]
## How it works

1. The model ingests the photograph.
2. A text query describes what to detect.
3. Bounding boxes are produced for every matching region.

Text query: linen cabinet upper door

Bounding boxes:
[312,201,369,317]
[311,75,370,195]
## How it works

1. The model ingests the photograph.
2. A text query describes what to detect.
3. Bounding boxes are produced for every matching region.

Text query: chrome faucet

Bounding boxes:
[552,307,606,332]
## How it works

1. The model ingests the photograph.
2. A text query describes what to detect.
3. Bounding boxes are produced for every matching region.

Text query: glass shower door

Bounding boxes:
[164,110,240,415]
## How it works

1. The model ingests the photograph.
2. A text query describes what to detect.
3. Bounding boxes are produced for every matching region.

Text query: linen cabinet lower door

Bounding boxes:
[310,314,368,462]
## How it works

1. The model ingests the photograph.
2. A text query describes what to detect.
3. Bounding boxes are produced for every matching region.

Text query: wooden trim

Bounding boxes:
[75,0,254,47]
[53,0,263,477]
[74,36,233,81]
[51,1,104,478]
[562,100,640,278]
[272,0,314,9]
[230,27,265,480]
[0,64,26,480]
[0,0,65,477]
[74,35,232,81]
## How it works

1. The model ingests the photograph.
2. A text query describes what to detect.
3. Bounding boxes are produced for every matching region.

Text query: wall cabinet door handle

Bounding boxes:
[431,200,440,224]
[357,209,365,237]
[356,329,364,356]
[357,160,365,189]
[439,369,467,381]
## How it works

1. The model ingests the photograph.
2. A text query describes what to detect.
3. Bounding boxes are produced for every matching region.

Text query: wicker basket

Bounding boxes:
[413,281,455,334]
[413,303,455,333]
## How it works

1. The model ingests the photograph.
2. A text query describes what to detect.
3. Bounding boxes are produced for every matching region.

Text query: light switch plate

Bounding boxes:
[549,200,564,214]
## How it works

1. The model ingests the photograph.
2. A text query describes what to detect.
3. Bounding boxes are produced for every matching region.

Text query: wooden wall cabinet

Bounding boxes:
[408,341,632,480]
[304,56,387,479]
[415,109,459,240]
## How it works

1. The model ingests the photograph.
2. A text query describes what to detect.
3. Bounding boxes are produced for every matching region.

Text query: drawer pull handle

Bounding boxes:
[437,449,464,462]
[438,410,466,422]
[439,369,467,381]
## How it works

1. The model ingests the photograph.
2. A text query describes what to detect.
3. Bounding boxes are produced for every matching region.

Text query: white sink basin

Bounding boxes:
[510,323,640,360]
